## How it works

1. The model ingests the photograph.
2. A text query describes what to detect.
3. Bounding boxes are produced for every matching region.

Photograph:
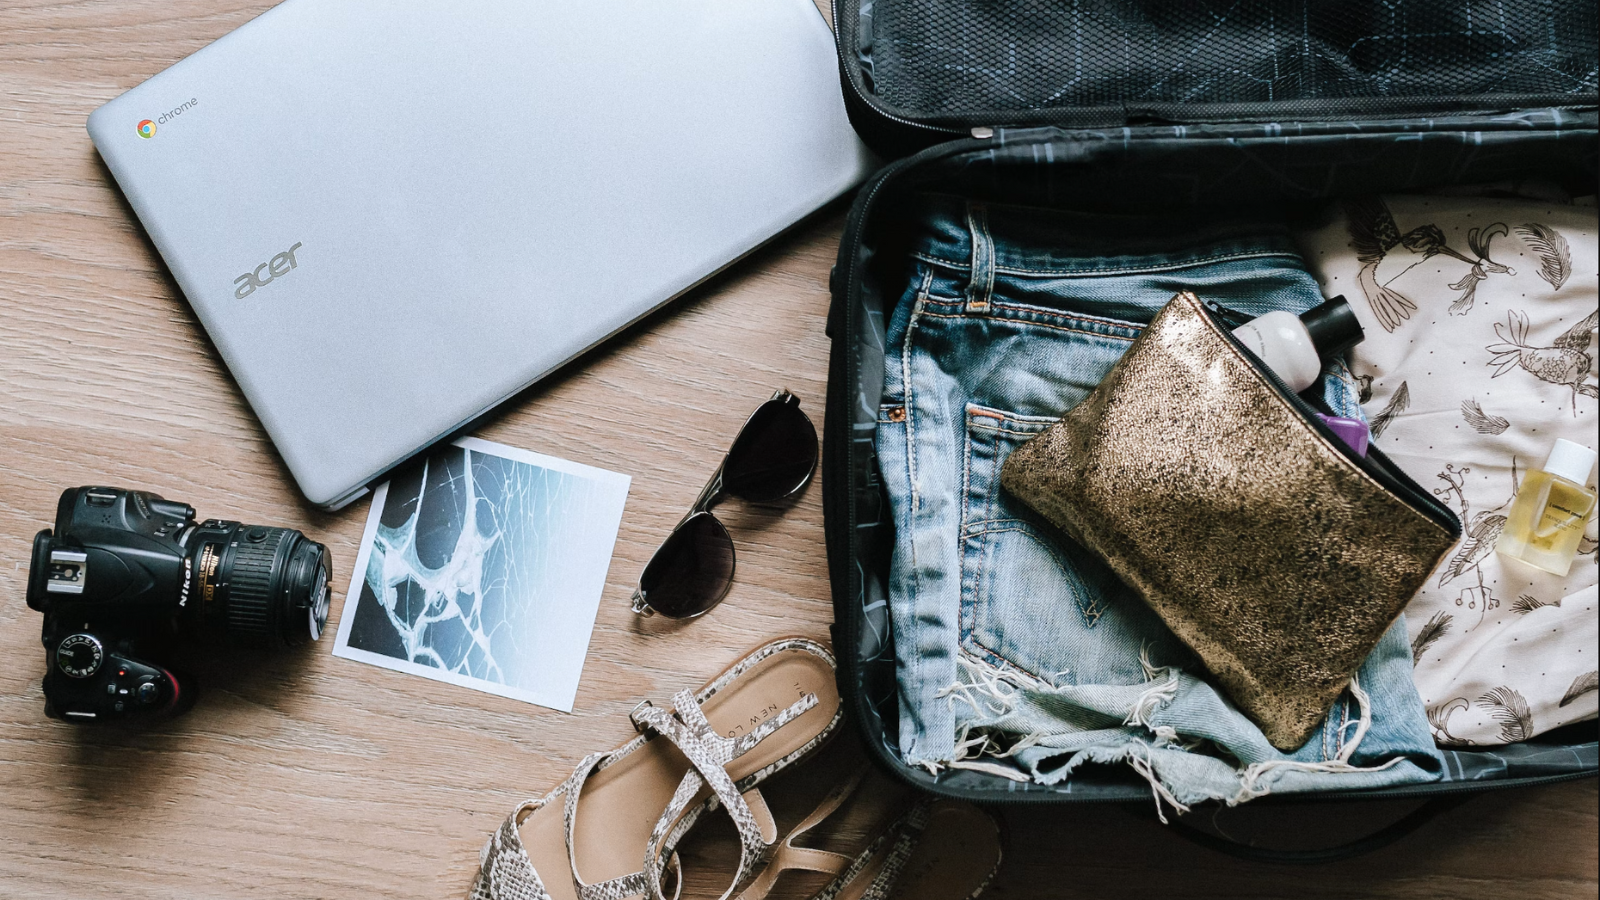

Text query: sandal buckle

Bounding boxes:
[629,699,654,733]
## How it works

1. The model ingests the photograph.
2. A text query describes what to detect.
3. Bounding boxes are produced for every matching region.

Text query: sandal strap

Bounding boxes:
[471,800,556,900]
[813,801,934,900]
[467,796,683,900]
[575,855,684,900]
[633,693,770,891]
[737,845,852,900]
[630,688,820,900]
[735,766,869,900]
[546,685,816,900]
[559,751,612,893]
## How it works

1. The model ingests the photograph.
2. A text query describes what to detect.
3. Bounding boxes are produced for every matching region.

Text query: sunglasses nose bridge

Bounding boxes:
[688,461,728,515]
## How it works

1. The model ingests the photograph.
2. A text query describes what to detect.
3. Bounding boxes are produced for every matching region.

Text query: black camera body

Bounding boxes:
[27,487,331,724]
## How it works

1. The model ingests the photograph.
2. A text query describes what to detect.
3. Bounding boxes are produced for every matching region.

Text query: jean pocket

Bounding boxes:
[958,404,1171,687]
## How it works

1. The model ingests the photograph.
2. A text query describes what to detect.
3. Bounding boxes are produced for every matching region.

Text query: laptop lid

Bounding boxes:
[88,0,873,508]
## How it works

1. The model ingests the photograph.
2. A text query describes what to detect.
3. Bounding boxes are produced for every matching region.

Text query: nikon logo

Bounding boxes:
[233,242,304,298]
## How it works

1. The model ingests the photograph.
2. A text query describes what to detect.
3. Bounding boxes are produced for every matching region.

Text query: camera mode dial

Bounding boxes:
[56,633,104,679]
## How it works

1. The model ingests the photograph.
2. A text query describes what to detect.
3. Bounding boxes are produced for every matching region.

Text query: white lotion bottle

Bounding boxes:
[1231,296,1365,393]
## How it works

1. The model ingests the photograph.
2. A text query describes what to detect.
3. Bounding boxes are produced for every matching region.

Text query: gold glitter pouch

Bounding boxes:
[999,291,1461,751]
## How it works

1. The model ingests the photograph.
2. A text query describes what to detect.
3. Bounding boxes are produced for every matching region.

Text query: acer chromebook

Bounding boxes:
[88,0,873,509]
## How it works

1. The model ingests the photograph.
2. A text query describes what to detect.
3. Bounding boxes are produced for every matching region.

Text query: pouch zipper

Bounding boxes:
[1201,300,1461,538]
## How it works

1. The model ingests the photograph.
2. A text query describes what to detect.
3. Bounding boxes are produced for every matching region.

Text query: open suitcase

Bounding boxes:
[820,0,1599,861]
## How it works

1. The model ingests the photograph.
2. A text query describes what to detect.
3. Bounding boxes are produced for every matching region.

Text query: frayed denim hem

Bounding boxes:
[931,646,1438,820]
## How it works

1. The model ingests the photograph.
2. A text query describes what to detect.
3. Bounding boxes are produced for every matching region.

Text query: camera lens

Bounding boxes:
[286,538,332,643]
[195,526,332,648]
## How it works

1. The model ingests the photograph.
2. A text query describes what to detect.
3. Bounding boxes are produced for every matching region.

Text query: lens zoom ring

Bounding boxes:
[227,531,286,641]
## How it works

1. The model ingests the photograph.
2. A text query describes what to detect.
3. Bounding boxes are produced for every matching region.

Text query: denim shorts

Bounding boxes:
[875,196,1440,806]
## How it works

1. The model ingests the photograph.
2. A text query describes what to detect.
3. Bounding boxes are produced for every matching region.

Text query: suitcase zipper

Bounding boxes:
[829,0,965,141]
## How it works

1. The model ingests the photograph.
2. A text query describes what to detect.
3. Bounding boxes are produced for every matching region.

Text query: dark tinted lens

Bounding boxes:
[722,399,818,502]
[638,512,735,618]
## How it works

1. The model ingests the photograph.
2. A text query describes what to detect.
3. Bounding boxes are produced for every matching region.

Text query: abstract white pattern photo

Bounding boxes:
[332,437,630,712]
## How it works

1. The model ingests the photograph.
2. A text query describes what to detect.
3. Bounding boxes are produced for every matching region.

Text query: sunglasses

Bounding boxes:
[630,389,818,619]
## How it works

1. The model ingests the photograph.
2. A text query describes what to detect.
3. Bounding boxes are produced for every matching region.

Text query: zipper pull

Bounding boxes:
[1205,299,1253,329]
[971,126,995,139]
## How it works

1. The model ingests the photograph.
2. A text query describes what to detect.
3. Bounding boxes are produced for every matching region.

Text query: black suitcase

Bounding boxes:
[821,0,1599,861]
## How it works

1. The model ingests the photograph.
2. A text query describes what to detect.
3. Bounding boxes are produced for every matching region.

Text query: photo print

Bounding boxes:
[333,437,629,712]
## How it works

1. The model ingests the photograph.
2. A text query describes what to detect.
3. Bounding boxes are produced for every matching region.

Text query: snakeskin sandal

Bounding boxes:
[735,750,1003,900]
[471,637,843,900]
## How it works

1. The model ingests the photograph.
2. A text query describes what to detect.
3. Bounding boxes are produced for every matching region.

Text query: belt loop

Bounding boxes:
[964,201,995,315]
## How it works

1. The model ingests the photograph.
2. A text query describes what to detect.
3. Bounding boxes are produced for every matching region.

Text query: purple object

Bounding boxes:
[1316,414,1370,457]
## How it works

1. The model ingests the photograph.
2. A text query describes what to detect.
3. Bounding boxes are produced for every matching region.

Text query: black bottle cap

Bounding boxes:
[1301,295,1365,360]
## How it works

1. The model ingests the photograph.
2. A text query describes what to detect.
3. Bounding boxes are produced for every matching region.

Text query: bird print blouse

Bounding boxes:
[1297,187,1598,747]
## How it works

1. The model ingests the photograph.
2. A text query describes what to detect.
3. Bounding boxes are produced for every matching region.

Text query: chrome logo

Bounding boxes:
[136,119,156,139]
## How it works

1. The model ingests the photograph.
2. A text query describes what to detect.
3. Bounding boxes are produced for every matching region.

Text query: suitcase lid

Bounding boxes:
[832,0,1599,154]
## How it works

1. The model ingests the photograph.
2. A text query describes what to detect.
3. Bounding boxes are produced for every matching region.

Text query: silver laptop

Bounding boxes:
[88,0,873,509]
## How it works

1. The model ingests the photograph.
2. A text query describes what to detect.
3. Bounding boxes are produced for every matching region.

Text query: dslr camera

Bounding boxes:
[26,487,332,723]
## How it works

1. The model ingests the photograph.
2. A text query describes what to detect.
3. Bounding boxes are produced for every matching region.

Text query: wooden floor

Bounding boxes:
[0,2,1594,898]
